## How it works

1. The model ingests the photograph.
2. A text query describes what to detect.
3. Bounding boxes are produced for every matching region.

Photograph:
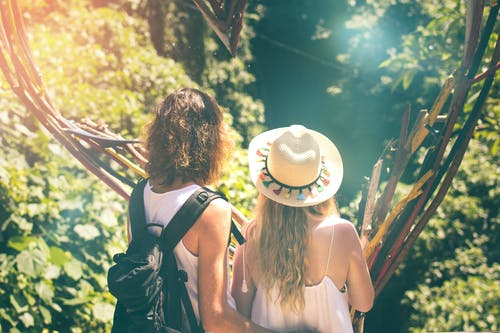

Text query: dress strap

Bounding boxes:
[324,222,335,276]
[241,224,251,293]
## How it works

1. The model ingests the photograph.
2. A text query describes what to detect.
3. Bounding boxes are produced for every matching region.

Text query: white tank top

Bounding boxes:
[250,220,354,333]
[142,181,236,326]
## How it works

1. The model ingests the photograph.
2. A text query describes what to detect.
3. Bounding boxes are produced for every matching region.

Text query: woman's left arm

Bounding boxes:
[345,223,375,313]
[231,224,256,318]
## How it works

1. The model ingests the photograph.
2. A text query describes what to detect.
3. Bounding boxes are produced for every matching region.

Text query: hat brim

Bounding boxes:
[248,127,343,207]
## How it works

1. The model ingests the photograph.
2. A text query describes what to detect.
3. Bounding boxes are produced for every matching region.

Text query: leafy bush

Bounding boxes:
[1,1,264,331]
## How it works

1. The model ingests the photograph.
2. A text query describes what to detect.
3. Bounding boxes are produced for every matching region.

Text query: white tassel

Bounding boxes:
[241,279,248,293]
[241,243,249,293]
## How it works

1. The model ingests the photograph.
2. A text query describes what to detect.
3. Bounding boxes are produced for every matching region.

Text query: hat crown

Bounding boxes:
[248,124,343,207]
[268,125,321,187]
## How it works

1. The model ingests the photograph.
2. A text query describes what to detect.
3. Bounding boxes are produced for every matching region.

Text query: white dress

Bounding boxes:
[250,220,353,333]
[143,181,236,330]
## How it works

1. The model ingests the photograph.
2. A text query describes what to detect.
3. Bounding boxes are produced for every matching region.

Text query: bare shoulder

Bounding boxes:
[200,197,231,220]
[334,218,358,236]
[315,217,360,251]
[240,219,256,238]
[206,196,231,213]
[191,197,232,256]
[316,216,356,236]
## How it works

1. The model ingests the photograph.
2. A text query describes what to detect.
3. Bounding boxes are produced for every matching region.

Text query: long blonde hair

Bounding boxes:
[253,194,338,313]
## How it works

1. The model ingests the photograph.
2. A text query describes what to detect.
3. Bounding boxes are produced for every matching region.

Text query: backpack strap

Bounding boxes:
[231,219,246,245]
[162,186,246,249]
[128,178,148,241]
[159,187,221,333]
[161,186,245,333]
[161,187,222,250]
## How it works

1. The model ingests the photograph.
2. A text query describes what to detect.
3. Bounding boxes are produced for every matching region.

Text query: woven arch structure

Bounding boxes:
[0,0,498,331]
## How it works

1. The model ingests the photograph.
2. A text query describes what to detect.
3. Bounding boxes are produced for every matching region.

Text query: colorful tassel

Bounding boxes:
[256,149,267,157]
[297,191,305,200]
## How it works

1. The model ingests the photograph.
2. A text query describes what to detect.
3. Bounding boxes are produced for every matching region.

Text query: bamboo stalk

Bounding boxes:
[356,178,369,235]
[373,71,470,292]
[388,30,500,279]
[359,159,382,249]
[463,0,485,69]
[473,60,500,82]
[76,118,149,170]
[206,0,227,20]
[375,64,496,292]
[66,128,146,182]
[467,2,499,79]
[364,170,433,259]
[64,126,139,147]
[9,0,44,88]
[229,0,246,55]
[371,107,411,230]
[406,76,454,154]
[104,147,147,178]
[373,4,498,292]
[367,143,434,277]
[192,0,231,45]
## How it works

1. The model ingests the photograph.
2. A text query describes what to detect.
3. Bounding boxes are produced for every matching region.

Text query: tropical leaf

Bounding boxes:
[15,248,47,276]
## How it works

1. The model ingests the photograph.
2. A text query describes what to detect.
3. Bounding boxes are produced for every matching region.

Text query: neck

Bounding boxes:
[305,210,326,226]
[149,177,197,193]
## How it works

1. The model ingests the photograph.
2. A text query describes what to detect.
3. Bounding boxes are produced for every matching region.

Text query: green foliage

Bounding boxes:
[405,247,500,332]
[360,138,500,333]
[376,1,465,90]
[0,99,127,332]
[218,147,259,219]
[27,0,195,137]
[203,56,265,146]
[137,0,266,147]
[415,140,499,263]
[345,0,500,151]
[200,12,266,147]
[0,124,126,332]
[1,1,264,331]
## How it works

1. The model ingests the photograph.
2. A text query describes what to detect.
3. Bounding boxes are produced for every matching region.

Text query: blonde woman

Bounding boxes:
[231,125,374,333]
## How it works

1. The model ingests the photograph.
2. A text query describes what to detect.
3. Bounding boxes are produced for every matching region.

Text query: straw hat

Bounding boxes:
[248,125,343,207]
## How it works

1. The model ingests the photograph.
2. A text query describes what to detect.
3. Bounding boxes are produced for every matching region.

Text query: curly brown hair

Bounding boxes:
[144,88,232,185]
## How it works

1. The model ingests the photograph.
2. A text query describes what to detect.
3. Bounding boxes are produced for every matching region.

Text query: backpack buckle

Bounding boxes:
[196,191,209,203]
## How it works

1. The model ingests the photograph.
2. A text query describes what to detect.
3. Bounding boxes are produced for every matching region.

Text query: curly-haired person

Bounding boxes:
[115,88,311,333]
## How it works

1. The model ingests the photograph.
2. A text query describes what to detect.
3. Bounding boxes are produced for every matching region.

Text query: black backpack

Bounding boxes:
[107,179,245,333]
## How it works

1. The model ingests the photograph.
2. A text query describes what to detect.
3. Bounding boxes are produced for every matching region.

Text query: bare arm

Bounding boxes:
[344,223,375,313]
[197,200,275,333]
[231,224,256,318]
